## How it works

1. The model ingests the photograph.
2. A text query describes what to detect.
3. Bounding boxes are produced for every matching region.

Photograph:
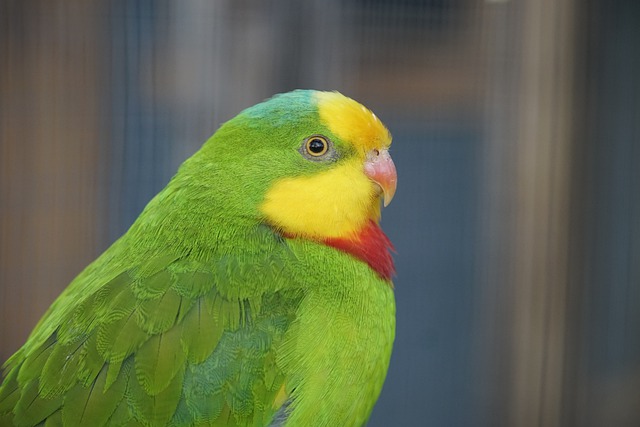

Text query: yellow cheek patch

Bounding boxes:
[260,159,378,239]
[315,92,392,156]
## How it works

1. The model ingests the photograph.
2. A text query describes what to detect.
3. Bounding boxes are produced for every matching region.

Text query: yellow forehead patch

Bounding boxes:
[315,91,391,155]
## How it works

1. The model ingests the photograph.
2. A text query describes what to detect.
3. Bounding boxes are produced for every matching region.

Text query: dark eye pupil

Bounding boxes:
[308,139,325,153]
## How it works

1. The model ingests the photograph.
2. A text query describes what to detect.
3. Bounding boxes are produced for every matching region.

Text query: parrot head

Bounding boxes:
[174,90,396,278]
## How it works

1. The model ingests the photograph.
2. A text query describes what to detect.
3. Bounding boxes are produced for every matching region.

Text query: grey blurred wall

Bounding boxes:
[1,1,639,426]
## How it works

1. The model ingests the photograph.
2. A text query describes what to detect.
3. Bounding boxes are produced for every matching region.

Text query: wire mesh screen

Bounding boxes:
[1,0,639,426]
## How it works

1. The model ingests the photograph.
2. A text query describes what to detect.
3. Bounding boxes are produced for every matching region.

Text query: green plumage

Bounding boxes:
[0,90,395,426]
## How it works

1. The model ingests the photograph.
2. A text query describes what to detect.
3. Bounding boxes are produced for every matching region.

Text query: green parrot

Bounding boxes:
[0,90,397,427]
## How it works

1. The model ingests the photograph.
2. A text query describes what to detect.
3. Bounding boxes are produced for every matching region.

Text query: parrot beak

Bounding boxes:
[364,149,397,207]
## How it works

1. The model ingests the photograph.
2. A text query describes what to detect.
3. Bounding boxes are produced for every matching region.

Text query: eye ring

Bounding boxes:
[304,135,329,157]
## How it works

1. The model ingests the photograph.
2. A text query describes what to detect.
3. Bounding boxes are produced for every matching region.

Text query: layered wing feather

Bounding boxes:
[0,238,300,427]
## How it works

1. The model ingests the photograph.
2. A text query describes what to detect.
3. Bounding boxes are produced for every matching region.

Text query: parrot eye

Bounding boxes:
[301,135,334,161]
[306,136,329,156]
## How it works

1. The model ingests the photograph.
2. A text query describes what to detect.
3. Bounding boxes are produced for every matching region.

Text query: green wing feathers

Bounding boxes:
[0,253,298,426]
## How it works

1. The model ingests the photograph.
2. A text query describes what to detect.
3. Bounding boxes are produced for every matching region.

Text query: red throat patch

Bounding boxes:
[324,220,396,282]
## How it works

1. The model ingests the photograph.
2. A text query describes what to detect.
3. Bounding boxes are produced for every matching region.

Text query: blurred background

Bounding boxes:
[1,0,639,426]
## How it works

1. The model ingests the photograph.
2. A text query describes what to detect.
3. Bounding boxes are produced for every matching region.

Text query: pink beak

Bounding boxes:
[364,149,397,207]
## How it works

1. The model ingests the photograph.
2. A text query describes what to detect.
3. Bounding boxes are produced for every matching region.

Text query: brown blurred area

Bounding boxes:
[0,2,106,363]
[1,1,639,426]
